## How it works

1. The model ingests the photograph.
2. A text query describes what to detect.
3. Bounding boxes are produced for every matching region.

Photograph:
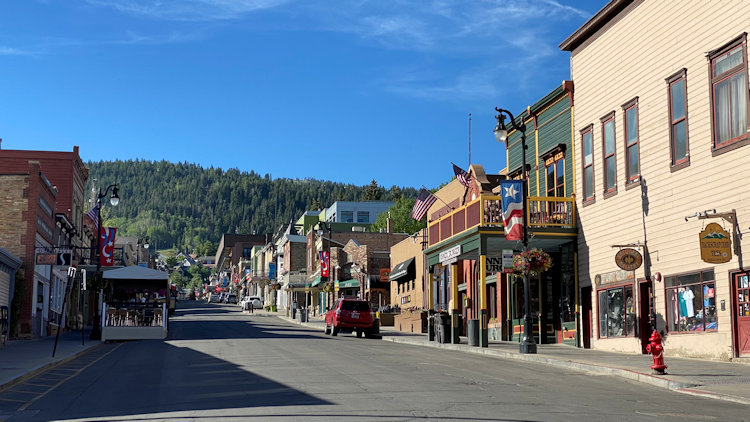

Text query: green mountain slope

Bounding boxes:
[86,160,416,254]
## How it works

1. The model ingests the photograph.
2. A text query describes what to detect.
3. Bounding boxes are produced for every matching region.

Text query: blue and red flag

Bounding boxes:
[99,227,118,266]
[319,251,329,278]
[500,180,524,241]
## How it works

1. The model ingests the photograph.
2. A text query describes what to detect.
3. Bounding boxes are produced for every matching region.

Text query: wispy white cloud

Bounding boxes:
[83,0,290,21]
[309,0,591,102]
[0,46,37,56]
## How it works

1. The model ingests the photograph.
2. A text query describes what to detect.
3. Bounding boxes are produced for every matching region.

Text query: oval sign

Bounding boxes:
[615,248,643,271]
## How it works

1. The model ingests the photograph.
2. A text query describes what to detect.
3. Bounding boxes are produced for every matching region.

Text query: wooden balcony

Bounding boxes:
[427,195,576,247]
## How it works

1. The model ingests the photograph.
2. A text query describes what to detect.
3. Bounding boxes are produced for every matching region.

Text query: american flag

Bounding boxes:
[452,163,472,188]
[411,188,438,221]
[500,180,524,241]
[86,205,99,230]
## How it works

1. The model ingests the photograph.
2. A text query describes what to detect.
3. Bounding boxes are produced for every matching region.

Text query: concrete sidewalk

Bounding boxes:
[276,311,750,406]
[0,330,100,391]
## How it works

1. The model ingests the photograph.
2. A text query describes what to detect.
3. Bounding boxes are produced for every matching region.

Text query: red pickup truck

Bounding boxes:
[324,298,375,337]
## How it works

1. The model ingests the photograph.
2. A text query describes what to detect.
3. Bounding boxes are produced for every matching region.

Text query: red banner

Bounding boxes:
[319,251,329,278]
[99,227,117,266]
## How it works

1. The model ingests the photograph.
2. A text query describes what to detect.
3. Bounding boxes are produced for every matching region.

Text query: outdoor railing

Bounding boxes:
[427,195,576,246]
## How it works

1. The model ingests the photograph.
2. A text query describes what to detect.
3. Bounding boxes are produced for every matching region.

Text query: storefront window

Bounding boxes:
[597,284,635,337]
[666,270,717,333]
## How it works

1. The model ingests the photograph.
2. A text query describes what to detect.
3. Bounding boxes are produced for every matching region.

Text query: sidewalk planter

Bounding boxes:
[394,311,427,333]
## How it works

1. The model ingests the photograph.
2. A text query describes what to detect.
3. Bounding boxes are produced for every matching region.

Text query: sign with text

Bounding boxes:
[502,250,514,274]
[699,223,732,264]
[439,245,461,265]
[380,268,390,282]
[595,270,635,286]
[615,248,642,271]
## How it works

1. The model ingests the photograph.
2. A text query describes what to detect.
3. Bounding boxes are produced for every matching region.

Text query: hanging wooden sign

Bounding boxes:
[615,248,642,271]
[699,223,732,264]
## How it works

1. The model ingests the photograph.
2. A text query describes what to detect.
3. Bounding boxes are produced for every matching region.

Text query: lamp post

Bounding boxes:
[494,108,536,354]
[137,237,150,267]
[316,222,332,307]
[91,183,120,340]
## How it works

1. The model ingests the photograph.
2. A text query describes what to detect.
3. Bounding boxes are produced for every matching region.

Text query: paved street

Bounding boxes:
[1,301,748,421]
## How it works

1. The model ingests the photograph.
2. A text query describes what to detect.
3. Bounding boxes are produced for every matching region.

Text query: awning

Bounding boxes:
[336,279,359,289]
[389,257,415,281]
[310,276,327,287]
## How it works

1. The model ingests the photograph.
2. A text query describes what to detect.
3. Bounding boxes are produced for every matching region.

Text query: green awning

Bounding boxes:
[336,279,359,289]
[310,276,327,287]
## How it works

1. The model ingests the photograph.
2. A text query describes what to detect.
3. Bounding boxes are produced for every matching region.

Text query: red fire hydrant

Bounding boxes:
[645,330,668,375]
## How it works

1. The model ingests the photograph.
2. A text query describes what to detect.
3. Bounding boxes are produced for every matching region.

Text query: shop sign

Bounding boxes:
[595,270,635,286]
[615,248,642,271]
[439,245,461,265]
[486,256,503,274]
[699,223,732,264]
[380,268,390,282]
[502,249,514,274]
[36,253,56,265]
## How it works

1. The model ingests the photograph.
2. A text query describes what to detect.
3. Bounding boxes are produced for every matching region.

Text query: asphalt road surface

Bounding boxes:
[1,301,748,421]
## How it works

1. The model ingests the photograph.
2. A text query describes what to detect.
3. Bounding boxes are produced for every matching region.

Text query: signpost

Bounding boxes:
[699,223,732,264]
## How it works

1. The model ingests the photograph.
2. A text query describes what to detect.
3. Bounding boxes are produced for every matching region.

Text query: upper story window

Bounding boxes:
[623,98,640,183]
[710,35,749,149]
[341,211,354,223]
[243,247,252,258]
[581,126,595,202]
[601,113,616,194]
[667,69,689,168]
[544,151,565,197]
[356,211,369,223]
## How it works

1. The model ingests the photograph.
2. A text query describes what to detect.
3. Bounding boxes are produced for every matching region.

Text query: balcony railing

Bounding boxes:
[427,195,576,247]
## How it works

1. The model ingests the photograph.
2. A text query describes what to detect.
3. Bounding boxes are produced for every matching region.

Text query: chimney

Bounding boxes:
[386,211,393,234]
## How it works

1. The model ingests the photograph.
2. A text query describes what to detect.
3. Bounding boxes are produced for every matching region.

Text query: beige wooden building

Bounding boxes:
[561,0,750,360]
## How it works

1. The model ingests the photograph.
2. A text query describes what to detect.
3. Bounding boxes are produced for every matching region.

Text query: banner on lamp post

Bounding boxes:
[99,227,117,267]
[319,251,329,278]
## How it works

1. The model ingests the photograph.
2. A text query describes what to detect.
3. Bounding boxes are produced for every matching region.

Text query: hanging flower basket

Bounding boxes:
[270,282,282,291]
[322,282,334,293]
[513,248,552,275]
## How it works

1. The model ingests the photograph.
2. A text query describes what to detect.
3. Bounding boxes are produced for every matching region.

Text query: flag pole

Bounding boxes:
[468,112,472,166]
[422,185,453,211]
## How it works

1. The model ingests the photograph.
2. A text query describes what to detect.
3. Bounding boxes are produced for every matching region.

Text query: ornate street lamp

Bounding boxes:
[91,183,120,340]
[494,107,536,354]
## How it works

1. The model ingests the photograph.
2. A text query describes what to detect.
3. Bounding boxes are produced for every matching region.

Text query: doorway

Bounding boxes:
[732,272,750,357]
[581,285,592,348]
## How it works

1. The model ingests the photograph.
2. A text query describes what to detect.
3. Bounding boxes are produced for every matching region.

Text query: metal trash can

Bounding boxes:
[428,313,435,341]
[468,319,479,346]
[300,309,308,322]
[371,318,380,335]
[437,313,450,344]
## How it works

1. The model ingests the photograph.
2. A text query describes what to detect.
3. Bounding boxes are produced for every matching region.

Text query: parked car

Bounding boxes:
[207,294,220,303]
[225,294,238,304]
[241,296,263,310]
[324,298,375,337]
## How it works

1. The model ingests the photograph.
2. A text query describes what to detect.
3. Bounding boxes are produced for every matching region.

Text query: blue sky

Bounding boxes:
[0,0,603,190]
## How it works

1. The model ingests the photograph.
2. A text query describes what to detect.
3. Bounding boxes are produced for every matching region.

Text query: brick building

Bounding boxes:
[0,161,59,337]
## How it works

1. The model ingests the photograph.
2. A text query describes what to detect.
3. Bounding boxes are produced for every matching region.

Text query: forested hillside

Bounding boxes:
[87,160,416,254]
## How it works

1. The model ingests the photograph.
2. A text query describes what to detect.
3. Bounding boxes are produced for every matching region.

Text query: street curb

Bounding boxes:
[0,342,103,393]
[381,336,750,405]
[270,314,750,405]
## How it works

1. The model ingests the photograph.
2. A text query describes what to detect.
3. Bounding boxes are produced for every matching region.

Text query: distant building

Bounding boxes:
[324,201,394,224]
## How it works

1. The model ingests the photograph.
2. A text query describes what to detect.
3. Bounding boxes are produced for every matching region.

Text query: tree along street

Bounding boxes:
[2,301,747,421]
